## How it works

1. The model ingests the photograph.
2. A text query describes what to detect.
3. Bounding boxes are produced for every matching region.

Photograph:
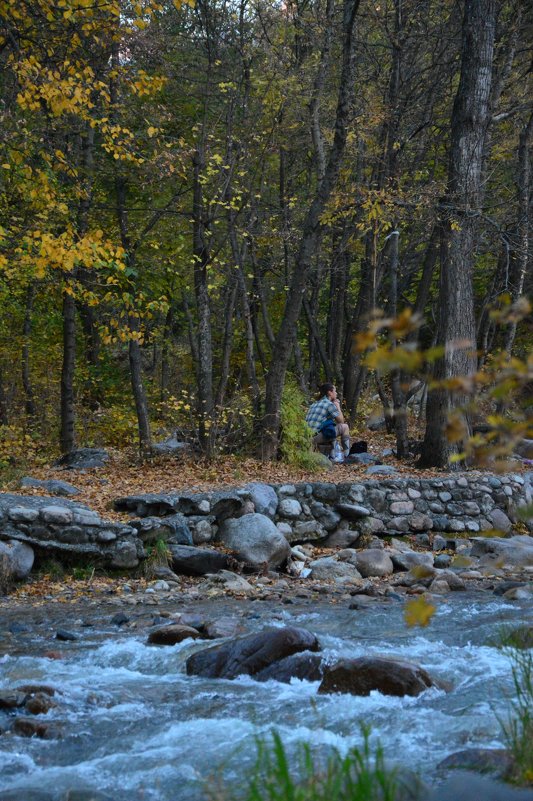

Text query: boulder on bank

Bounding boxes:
[309,556,362,581]
[217,513,291,569]
[186,626,321,679]
[318,656,435,697]
[470,535,533,568]
[53,448,109,470]
[168,544,231,576]
[0,540,34,580]
[20,477,80,497]
[355,549,394,577]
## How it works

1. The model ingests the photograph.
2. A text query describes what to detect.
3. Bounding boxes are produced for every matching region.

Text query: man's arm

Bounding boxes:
[331,399,344,424]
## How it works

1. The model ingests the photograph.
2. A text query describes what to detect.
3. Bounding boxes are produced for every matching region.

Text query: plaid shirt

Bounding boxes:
[305,396,339,433]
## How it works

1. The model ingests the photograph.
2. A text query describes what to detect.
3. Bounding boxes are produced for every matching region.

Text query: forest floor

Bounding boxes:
[2,428,455,521]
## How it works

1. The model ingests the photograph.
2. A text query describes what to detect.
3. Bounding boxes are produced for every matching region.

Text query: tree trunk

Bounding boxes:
[192,146,215,453]
[22,283,36,419]
[60,288,76,454]
[261,0,360,459]
[0,366,9,426]
[420,0,497,468]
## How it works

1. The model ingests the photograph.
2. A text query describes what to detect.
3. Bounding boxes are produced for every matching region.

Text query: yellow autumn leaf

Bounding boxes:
[404,596,436,628]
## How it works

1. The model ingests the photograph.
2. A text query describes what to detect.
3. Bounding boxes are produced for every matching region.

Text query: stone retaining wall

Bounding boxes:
[0,494,143,568]
[1,472,531,572]
[114,471,532,547]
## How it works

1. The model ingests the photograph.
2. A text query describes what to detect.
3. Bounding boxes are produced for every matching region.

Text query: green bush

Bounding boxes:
[279,382,326,472]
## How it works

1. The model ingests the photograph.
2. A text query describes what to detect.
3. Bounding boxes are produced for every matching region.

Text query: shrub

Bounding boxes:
[279,382,326,472]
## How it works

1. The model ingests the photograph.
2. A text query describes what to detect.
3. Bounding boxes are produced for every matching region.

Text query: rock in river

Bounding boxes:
[186,626,320,679]
[318,656,435,697]
[148,624,203,645]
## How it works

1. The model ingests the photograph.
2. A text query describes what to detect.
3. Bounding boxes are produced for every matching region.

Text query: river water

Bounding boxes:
[0,592,531,800]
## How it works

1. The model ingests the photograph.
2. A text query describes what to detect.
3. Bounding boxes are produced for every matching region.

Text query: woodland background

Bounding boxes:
[0,0,531,472]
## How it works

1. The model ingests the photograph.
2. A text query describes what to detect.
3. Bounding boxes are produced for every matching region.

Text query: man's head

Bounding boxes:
[319,382,336,400]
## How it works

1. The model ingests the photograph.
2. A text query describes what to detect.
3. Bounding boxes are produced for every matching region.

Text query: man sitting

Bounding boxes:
[306,383,350,459]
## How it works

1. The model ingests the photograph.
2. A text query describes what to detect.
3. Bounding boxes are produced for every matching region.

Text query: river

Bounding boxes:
[0,592,531,800]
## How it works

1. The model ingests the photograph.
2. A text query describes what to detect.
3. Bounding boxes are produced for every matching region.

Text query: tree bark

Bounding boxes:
[60,288,77,454]
[420,0,497,468]
[22,283,36,419]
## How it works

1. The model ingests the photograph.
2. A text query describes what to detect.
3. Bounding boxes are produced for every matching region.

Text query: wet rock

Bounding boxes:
[204,616,244,639]
[186,626,321,679]
[218,513,291,569]
[12,716,62,739]
[429,770,533,801]
[437,748,512,778]
[54,448,109,470]
[56,630,78,641]
[25,693,57,715]
[168,544,231,576]
[0,690,28,709]
[318,656,435,697]
[110,612,129,626]
[504,586,533,600]
[355,549,394,578]
[20,477,80,497]
[148,624,202,645]
[254,652,323,683]
[17,685,56,697]
[245,483,278,517]
[0,539,34,579]
[0,792,55,801]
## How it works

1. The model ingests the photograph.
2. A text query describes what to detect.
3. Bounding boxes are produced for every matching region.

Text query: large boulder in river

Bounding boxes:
[254,652,323,683]
[318,656,435,697]
[217,513,291,569]
[470,535,533,568]
[186,626,321,679]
